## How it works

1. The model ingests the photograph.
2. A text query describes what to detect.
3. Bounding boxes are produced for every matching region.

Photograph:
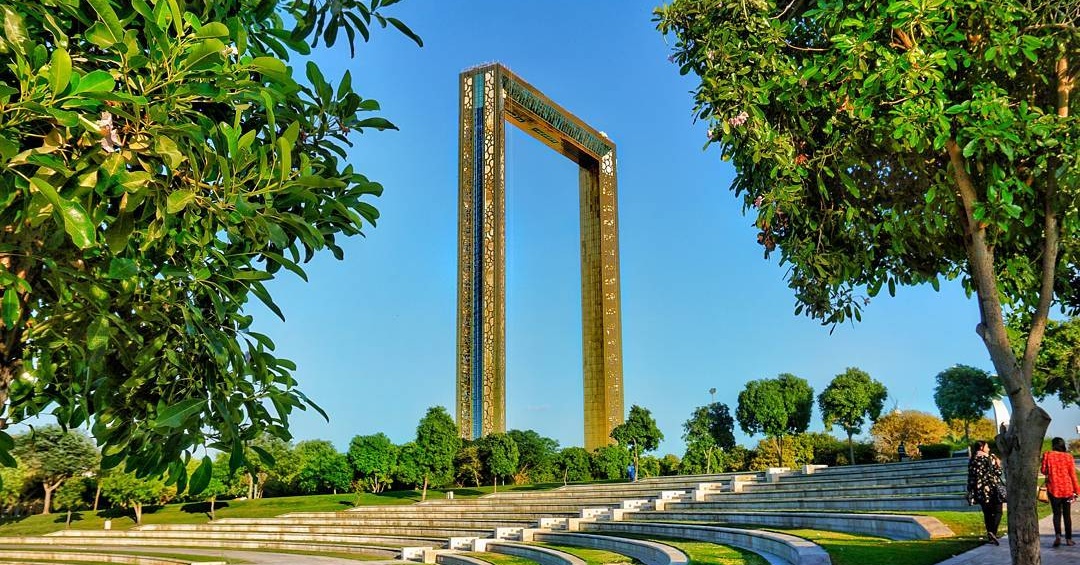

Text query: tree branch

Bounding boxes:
[944,140,1023,393]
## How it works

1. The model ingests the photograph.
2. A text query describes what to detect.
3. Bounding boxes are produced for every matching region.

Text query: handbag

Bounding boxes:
[1038,486,1050,503]
[997,483,1008,501]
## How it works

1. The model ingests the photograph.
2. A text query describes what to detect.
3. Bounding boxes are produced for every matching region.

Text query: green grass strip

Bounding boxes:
[464,552,535,565]
[581,532,767,565]
[533,542,636,565]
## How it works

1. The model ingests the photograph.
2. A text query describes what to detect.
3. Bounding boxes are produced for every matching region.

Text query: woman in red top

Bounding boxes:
[1041,437,1080,547]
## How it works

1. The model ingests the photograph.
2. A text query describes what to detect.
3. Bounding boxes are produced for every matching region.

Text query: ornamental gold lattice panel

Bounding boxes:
[456,64,623,451]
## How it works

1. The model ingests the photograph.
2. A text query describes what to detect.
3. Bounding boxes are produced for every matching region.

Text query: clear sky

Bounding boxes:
[248,0,1078,456]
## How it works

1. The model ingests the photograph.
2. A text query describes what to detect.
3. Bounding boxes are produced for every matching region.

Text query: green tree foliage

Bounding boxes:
[52,476,88,528]
[506,429,559,484]
[657,1,1078,561]
[347,433,396,493]
[746,435,815,471]
[933,364,1000,442]
[240,433,299,499]
[555,447,593,484]
[870,410,949,461]
[638,455,661,479]
[414,406,460,501]
[736,374,813,466]
[610,405,664,479]
[0,459,27,513]
[591,444,631,480]
[12,425,98,514]
[392,442,423,490]
[802,431,875,466]
[1010,316,1080,408]
[453,442,483,488]
[99,468,174,524]
[478,432,518,492]
[658,454,681,476]
[0,0,421,486]
[818,367,889,464]
[294,440,350,495]
[682,402,736,474]
[184,453,237,520]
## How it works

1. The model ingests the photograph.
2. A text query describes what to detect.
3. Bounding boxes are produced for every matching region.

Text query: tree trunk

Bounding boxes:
[41,479,62,515]
[964,420,971,443]
[493,476,497,493]
[134,502,142,525]
[705,447,712,474]
[247,473,255,499]
[847,431,855,465]
[421,475,428,502]
[65,509,71,528]
[210,496,216,521]
[1000,403,1050,565]
[93,485,100,512]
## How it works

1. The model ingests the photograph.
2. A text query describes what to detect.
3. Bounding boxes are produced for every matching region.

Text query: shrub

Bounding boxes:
[919,443,953,460]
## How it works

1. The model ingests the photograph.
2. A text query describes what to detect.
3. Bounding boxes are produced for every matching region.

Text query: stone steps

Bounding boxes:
[669,493,969,512]
[711,481,965,500]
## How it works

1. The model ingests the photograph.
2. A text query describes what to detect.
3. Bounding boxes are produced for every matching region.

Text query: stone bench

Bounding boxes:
[528,531,689,565]
[629,510,954,540]
[581,521,830,565]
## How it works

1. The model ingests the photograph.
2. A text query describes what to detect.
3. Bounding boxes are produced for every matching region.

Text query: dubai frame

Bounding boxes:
[456,63,624,451]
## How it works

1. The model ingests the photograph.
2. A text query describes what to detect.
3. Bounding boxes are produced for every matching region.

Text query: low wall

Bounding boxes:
[631,510,953,540]
[581,521,830,565]
[487,541,586,565]
[531,531,688,565]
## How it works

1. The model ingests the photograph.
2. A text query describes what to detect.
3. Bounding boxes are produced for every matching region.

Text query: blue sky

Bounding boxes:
[248,0,1078,455]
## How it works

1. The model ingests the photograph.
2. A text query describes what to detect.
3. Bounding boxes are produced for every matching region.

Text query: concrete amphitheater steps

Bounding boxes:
[709,480,966,500]
[0,535,402,558]
[0,548,224,565]
[669,493,968,512]
[49,525,484,539]
[139,519,535,530]
[791,458,968,481]
[742,470,963,491]
[628,509,954,540]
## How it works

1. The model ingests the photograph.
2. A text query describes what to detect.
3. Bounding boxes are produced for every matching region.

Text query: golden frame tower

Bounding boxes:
[456,63,623,451]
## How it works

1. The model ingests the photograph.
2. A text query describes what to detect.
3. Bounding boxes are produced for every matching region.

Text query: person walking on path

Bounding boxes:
[968,440,1006,545]
[1041,437,1080,547]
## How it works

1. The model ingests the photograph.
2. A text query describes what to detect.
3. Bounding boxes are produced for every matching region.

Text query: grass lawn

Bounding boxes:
[0,547,246,563]
[464,552,536,565]
[574,534,769,565]
[534,542,636,565]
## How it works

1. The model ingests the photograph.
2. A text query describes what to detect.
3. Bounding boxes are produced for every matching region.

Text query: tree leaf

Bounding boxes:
[87,317,110,351]
[30,177,95,249]
[153,398,207,429]
[385,17,422,47]
[184,38,225,69]
[86,0,125,44]
[49,48,72,95]
[1,288,19,328]
[107,257,138,279]
[1,6,31,55]
[196,22,230,39]
[166,190,195,213]
[74,70,115,94]
[187,456,212,495]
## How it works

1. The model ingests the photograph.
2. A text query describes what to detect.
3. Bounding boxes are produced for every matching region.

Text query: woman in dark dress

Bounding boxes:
[967,440,1006,545]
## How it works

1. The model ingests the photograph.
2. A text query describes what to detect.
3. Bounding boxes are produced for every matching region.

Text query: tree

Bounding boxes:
[187,453,238,520]
[946,417,999,445]
[99,468,174,525]
[746,435,815,471]
[933,365,1001,442]
[656,1,1077,562]
[478,433,518,492]
[659,454,681,476]
[555,447,593,484]
[870,410,949,461]
[12,426,98,515]
[736,374,813,466]
[347,433,396,493]
[240,434,299,499]
[392,442,423,491]
[52,476,88,528]
[0,459,27,514]
[453,442,483,487]
[0,0,422,486]
[818,367,889,464]
[1010,316,1080,408]
[610,405,664,480]
[414,406,460,501]
[591,445,631,480]
[294,440,350,495]
[682,402,736,474]
[506,429,559,484]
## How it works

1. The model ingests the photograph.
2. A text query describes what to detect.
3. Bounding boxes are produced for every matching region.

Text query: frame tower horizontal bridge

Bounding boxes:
[456,63,624,451]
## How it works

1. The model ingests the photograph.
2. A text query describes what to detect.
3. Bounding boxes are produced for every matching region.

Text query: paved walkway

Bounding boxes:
[2,544,400,565]
[936,504,1080,564]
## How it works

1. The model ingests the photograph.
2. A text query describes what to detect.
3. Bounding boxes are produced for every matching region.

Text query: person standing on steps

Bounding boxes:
[1041,436,1080,548]
[967,440,1006,546]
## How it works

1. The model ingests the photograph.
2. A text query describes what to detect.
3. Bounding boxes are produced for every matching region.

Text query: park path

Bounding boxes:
[935,503,1080,565]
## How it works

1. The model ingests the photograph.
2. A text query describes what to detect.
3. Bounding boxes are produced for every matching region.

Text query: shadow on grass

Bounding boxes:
[52,512,84,524]
[179,501,230,515]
